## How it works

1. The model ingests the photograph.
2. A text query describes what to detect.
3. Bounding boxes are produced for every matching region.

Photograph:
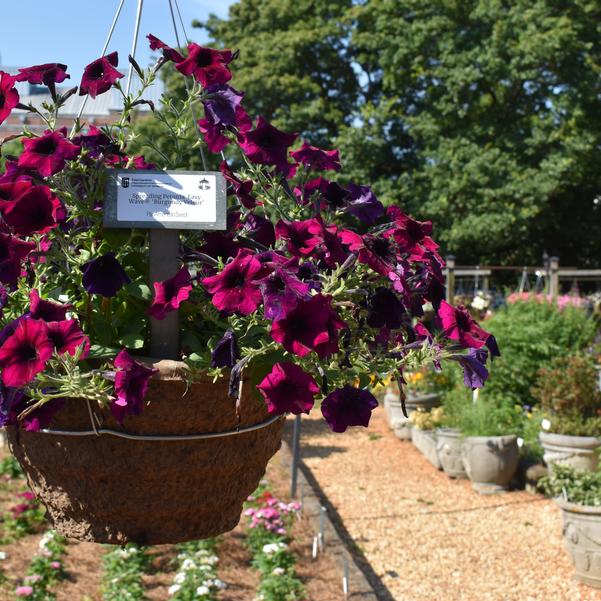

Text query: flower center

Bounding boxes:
[19,344,38,361]
[87,61,106,79]
[0,93,5,109]
[34,137,58,156]
[194,49,213,68]
[455,309,471,331]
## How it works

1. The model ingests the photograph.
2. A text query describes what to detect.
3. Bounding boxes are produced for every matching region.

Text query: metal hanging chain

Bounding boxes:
[125,0,145,96]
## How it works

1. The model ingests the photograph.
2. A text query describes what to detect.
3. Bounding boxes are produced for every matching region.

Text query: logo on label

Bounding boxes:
[121,177,130,189]
[198,178,210,191]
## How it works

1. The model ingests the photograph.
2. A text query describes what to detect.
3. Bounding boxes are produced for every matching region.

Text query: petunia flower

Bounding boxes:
[198,231,241,261]
[321,386,378,433]
[259,265,311,320]
[345,184,385,224]
[73,125,120,158]
[0,233,35,286]
[239,117,297,177]
[147,33,184,63]
[81,253,130,297]
[203,84,245,126]
[291,141,341,171]
[79,51,124,98]
[20,398,66,432]
[197,117,231,153]
[210,329,240,368]
[339,230,397,276]
[46,319,90,358]
[220,161,255,209]
[29,289,72,321]
[0,318,54,387]
[148,266,193,320]
[202,249,264,315]
[176,43,233,87]
[243,213,275,248]
[18,130,81,177]
[275,219,324,257]
[270,294,346,358]
[449,348,489,389]
[257,362,319,415]
[111,350,158,423]
[0,71,19,126]
[2,185,63,236]
[438,300,494,351]
[15,63,69,86]
[367,287,405,330]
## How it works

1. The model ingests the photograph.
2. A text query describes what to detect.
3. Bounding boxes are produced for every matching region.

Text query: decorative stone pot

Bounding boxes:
[539,432,600,472]
[411,428,441,470]
[557,499,601,589]
[435,428,466,478]
[7,360,283,545]
[384,388,440,441]
[462,435,519,494]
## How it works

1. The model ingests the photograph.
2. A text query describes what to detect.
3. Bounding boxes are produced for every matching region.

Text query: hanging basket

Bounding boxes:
[6,359,283,545]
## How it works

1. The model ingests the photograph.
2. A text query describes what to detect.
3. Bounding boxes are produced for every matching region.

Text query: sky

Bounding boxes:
[0,0,236,80]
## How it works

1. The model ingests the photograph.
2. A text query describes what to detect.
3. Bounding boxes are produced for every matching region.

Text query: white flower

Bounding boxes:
[212,578,227,589]
[262,542,287,555]
[196,585,210,595]
[181,558,196,570]
[471,296,488,311]
[541,418,551,431]
[517,437,524,448]
[168,584,181,595]
[174,572,186,584]
[0,551,7,560]
[272,567,285,576]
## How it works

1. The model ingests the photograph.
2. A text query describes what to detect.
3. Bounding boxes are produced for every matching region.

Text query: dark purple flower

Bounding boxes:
[0,233,35,286]
[20,398,66,432]
[296,260,322,292]
[450,348,489,389]
[29,289,72,321]
[243,213,275,248]
[257,362,319,415]
[345,184,385,224]
[199,232,241,260]
[0,285,7,313]
[367,287,405,330]
[15,63,69,86]
[0,71,19,126]
[18,130,80,177]
[270,294,346,358]
[82,253,130,297]
[176,43,233,87]
[275,219,324,257]
[202,249,264,315]
[291,141,341,171]
[259,265,311,320]
[197,117,231,153]
[203,85,245,126]
[111,350,158,423]
[321,386,378,433]
[73,125,120,158]
[79,52,124,98]
[239,117,297,177]
[2,185,63,236]
[148,266,193,320]
[211,329,240,368]
[220,161,255,209]
[147,34,184,63]
[0,385,25,427]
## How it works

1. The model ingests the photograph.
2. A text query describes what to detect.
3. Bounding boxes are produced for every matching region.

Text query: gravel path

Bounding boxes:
[297,408,601,601]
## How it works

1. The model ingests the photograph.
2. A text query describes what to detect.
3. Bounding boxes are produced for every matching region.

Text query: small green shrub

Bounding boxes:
[539,464,601,506]
[453,390,522,437]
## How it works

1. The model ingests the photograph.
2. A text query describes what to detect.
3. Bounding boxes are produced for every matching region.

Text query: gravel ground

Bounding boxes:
[296,408,601,601]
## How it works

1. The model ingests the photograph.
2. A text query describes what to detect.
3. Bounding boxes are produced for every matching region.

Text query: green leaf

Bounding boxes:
[124,281,152,301]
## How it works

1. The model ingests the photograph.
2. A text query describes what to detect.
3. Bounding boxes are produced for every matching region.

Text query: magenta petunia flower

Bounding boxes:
[0,318,54,387]
[319,223,349,267]
[339,230,397,276]
[79,51,124,98]
[257,362,319,415]
[2,185,63,236]
[438,300,493,350]
[197,117,231,153]
[202,249,264,315]
[147,34,184,63]
[270,294,346,358]
[46,319,89,358]
[18,130,81,177]
[291,141,341,171]
[220,160,255,209]
[176,43,233,87]
[239,117,297,177]
[0,71,19,126]
[29,289,72,321]
[111,350,158,423]
[15,63,69,86]
[321,385,378,433]
[0,233,35,286]
[148,266,193,320]
[81,253,130,298]
[275,219,324,257]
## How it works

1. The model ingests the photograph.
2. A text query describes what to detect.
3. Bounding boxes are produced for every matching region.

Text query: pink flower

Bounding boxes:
[79,52,124,98]
[16,63,69,87]
[257,362,319,415]
[275,219,324,257]
[2,184,64,236]
[46,319,90,358]
[148,266,193,320]
[0,71,19,126]
[18,130,80,178]
[50,561,61,569]
[0,319,53,387]
[438,301,492,350]
[176,43,233,87]
[15,586,34,596]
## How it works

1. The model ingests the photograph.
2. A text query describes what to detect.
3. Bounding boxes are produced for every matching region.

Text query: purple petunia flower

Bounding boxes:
[176,43,233,87]
[211,328,240,368]
[345,184,385,224]
[321,385,378,433]
[291,141,341,171]
[73,125,120,159]
[79,52,124,98]
[148,266,193,320]
[257,362,319,415]
[0,71,19,126]
[18,130,81,177]
[220,161,256,209]
[111,350,158,423]
[82,253,130,298]
[449,348,489,389]
[259,265,311,320]
[203,84,245,126]
[243,213,275,248]
[15,63,69,87]
[29,289,72,321]
[367,287,405,330]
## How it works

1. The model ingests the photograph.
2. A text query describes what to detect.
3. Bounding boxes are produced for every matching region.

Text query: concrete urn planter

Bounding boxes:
[411,428,442,470]
[462,435,519,494]
[384,388,440,441]
[540,432,600,472]
[558,500,601,589]
[435,428,466,479]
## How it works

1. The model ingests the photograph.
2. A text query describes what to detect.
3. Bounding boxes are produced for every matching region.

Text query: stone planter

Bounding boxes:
[7,360,283,545]
[540,432,600,472]
[411,428,441,469]
[462,435,519,494]
[435,428,466,478]
[384,388,440,441]
[557,499,601,589]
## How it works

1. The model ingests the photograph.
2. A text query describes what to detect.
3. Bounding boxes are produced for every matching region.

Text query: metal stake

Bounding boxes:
[290,414,302,498]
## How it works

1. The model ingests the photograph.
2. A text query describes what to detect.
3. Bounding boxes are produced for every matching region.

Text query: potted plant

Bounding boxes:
[435,388,468,479]
[409,406,443,468]
[532,355,601,472]
[458,394,521,493]
[539,464,601,589]
[0,38,498,544]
